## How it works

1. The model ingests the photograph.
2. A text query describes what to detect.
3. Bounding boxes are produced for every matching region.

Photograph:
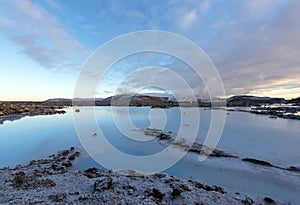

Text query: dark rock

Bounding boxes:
[41,178,57,188]
[122,184,136,192]
[153,173,167,179]
[69,191,80,195]
[78,195,89,201]
[208,185,226,194]
[157,133,172,141]
[62,161,72,168]
[12,171,26,187]
[84,168,104,179]
[171,188,182,197]
[74,151,80,157]
[191,180,226,194]
[144,128,162,137]
[11,172,56,189]
[180,141,238,158]
[49,193,67,202]
[263,197,276,204]
[148,188,164,200]
[242,196,254,205]
[210,149,238,158]
[242,158,273,167]
[51,163,59,170]
[180,184,191,192]
[68,155,75,161]
[60,150,69,156]
[34,171,43,177]
[287,166,300,172]
[269,115,278,119]
[94,177,113,191]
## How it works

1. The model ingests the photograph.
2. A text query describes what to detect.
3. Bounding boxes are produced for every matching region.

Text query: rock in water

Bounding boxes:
[242,158,273,167]
[263,197,276,204]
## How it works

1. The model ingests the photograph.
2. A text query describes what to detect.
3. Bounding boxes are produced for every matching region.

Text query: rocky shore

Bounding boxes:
[222,106,300,121]
[0,147,287,205]
[249,106,300,120]
[0,102,65,124]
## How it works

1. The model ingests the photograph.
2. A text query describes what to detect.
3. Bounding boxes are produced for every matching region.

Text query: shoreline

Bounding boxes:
[1,103,299,125]
[0,147,285,205]
[0,102,66,124]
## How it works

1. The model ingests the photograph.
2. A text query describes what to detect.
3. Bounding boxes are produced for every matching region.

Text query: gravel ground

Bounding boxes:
[0,148,285,205]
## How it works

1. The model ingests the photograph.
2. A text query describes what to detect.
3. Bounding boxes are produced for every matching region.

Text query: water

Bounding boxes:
[0,107,300,203]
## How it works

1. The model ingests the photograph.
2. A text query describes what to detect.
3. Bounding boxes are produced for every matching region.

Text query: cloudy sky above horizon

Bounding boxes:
[0,0,300,101]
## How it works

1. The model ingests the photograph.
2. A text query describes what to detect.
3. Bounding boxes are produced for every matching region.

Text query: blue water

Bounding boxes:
[0,107,300,203]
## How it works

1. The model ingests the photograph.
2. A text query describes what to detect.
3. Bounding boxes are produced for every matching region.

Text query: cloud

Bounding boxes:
[1,0,298,98]
[13,35,56,68]
[95,52,210,100]
[179,10,197,29]
[88,0,300,98]
[190,0,300,98]
[0,0,90,70]
[43,0,62,11]
[245,0,275,13]
[199,0,210,14]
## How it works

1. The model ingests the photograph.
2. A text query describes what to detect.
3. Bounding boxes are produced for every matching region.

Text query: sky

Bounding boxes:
[0,0,300,101]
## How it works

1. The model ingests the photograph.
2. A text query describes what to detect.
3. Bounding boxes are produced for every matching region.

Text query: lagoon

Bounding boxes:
[0,107,299,203]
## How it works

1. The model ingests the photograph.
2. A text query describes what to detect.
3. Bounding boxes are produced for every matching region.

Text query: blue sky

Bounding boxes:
[0,0,300,100]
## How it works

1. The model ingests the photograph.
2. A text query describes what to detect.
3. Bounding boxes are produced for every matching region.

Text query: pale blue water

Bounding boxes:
[0,107,300,203]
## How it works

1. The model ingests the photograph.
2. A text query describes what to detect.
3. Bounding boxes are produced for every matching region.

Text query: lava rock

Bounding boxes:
[148,188,164,200]
[242,158,273,167]
[263,197,276,204]
[49,193,67,202]
[94,176,113,191]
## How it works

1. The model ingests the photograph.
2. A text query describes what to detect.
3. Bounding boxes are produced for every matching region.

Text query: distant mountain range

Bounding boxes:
[44,94,300,107]
[44,98,104,103]
[45,94,169,103]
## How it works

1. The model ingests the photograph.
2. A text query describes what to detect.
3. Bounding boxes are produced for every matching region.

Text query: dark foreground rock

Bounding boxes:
[0,147,285,205]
